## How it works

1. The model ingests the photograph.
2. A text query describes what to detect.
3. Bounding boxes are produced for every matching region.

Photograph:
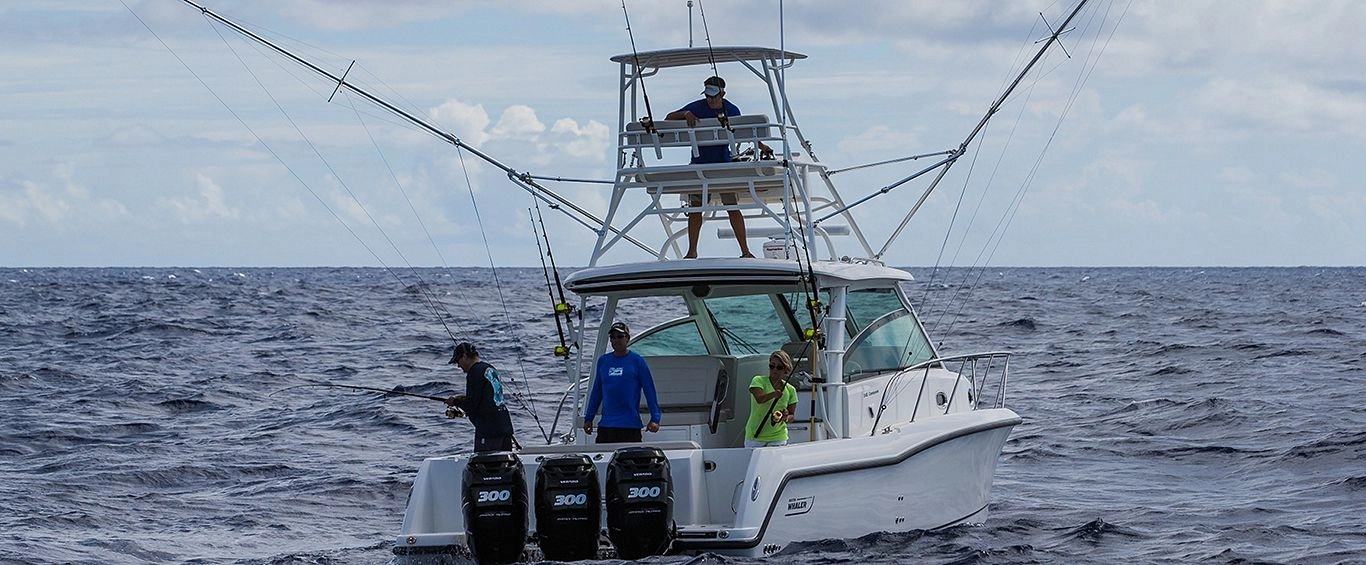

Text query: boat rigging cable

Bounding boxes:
[621,1,658,134]
[171,0,655,256]
[122,1,466,349]
[879,0,1129,412]
[926,0,1132,344]
[140,0,574,444]
[215,22,461,346]
[455,147,550,443]
[808,0,1099,261]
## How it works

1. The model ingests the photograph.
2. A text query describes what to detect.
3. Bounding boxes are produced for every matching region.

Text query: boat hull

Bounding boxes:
[393,408,1019,561]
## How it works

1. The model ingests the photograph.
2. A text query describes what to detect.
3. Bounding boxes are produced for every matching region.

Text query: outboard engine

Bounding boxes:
[462,452,527,564]
[533,455,601,561]
[605,446,674,559]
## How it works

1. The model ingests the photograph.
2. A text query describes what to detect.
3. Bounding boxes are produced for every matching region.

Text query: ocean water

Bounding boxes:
[2,266,1363,565]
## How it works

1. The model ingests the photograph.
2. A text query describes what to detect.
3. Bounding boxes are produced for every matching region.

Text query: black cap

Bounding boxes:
[449,342,477,364]
[609,321,630,335]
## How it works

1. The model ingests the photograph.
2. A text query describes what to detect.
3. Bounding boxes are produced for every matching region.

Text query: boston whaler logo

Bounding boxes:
[784,495,814,516]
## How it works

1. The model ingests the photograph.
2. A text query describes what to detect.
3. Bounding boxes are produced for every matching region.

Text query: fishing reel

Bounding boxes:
[771,410,785,424]
[734,146,777,162]
[445,406,465,419]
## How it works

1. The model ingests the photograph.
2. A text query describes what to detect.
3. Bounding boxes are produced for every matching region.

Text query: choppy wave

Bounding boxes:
[2,267,1364,564]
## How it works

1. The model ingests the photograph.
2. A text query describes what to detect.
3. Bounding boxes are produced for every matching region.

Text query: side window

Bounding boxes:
[842,290,935,381]
[845,288,905,334]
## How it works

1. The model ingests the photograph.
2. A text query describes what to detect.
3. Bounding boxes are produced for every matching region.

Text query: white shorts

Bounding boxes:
[744,439,788,448]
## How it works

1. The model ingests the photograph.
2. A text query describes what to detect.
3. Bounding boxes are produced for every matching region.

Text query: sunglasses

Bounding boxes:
[609,332,628,339]
[768,363,788,370]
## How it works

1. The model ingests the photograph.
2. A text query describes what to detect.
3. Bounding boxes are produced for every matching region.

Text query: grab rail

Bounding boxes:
[870,351,1012,434]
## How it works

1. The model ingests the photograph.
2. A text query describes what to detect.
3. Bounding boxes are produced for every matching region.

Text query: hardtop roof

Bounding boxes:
[564,258,912,295]
[610,46,806,70]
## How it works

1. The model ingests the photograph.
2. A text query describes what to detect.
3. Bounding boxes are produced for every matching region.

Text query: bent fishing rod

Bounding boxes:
[179,0,654,255]
[270,382,465,419]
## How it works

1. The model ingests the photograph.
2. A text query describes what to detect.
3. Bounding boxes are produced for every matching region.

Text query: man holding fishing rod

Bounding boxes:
[445,342,516,452]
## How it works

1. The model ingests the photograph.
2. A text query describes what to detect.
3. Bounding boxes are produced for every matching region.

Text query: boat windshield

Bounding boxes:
[702,293,794,356]
[843,289,934,380]
[622,286,933,374]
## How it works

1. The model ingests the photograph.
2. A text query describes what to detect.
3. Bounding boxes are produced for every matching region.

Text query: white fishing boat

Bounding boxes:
[171,1,1106,562]
[394,6,1096,561]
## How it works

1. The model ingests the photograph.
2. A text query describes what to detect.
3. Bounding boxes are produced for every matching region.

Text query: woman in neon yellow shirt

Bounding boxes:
[744,350,799,447]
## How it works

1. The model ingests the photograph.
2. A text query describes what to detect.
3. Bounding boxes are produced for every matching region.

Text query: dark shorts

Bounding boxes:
[474,435,514,453]
[594,427,642,444]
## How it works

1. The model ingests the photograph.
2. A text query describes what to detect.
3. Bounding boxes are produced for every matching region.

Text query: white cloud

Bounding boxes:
[1193,77,1366,141]
[428,99,491,146]
[544,118,610,161]
[159,173,239,223]
[491,105,547,139]
[0,164,128,228]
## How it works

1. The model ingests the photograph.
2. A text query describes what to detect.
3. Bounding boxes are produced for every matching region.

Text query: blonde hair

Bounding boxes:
[769,350,794,373]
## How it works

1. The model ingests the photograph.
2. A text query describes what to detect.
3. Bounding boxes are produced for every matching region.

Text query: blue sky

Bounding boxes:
[2,1,1363,267]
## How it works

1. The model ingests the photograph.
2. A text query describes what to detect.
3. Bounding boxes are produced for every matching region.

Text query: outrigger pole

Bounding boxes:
[180,0,654,254]
[873,0,1092,259]
[808,0,1092,260]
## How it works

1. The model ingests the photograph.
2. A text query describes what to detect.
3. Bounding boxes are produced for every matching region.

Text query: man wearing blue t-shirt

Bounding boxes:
[582,321,662,443]
[666,76,762,259]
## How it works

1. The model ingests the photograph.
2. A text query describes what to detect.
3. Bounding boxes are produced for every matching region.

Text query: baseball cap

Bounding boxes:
[609,321,630,335]
[702,76,725,97]
[449,342,477,364]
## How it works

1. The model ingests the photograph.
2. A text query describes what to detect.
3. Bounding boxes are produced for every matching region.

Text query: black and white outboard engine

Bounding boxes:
[605,446,674,559]
[533,454,601,561]
[462,452,527,564]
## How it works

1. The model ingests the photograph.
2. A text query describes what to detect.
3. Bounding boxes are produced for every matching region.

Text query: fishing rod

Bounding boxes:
[531,206,573,358]
[177,0,654,255]
[695,0,730,131]
[269,382,465,419]
[622,0,657,134]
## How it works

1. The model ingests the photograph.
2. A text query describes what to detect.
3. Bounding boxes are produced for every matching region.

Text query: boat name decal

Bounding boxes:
[784,495,815,516]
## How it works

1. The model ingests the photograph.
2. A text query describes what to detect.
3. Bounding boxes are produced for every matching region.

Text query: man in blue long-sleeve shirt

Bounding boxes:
[582,321,661,443]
